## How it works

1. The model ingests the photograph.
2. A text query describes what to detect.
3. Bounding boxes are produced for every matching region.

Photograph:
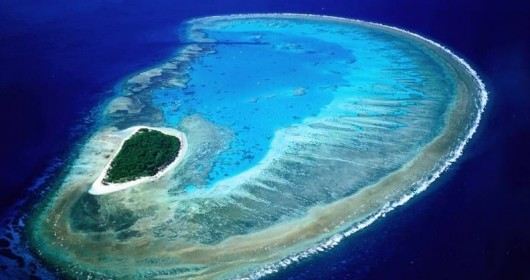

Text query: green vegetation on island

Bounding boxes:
[104,128,181,184]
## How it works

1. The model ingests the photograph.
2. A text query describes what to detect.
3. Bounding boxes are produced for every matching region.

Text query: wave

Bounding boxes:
[234,13,489,280]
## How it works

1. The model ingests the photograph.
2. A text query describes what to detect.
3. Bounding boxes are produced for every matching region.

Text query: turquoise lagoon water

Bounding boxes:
[154,17,450,190]
[26,14,484,279]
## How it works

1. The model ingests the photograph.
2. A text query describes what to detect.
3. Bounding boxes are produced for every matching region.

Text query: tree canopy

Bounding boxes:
[104,128,181,184]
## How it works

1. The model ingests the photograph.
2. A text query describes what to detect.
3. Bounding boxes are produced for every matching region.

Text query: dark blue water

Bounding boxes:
[1,0,529,278]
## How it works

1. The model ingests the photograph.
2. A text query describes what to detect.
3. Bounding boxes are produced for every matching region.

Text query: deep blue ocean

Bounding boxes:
[1,0,529,279]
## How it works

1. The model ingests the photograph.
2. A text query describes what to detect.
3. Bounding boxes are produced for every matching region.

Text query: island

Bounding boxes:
[89,126,188,195]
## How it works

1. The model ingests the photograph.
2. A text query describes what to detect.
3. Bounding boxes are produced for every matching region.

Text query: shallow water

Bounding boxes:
[25,14,485,279]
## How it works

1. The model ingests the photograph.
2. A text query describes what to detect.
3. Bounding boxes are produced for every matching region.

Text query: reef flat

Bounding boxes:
[27,14,486,279]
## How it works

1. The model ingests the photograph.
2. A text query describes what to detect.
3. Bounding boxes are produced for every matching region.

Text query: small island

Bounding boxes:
[104,128,180,184]
[89,126,187,195]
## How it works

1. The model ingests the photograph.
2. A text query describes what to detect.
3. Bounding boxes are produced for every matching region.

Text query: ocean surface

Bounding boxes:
[1,0,529,279]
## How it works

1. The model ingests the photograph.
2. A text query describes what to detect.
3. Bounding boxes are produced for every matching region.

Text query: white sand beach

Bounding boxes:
[88,126,188,195]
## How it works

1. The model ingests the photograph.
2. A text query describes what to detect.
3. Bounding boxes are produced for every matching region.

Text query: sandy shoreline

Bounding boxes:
[88,126,188,195]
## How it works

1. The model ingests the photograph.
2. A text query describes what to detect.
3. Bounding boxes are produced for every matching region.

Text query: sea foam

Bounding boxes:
[242,13,488,280]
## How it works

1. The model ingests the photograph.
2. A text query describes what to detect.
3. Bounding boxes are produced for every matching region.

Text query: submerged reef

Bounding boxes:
[27,14,486,279]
